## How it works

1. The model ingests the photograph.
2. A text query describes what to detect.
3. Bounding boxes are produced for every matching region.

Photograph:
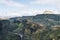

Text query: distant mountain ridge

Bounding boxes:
[10,14,60,21]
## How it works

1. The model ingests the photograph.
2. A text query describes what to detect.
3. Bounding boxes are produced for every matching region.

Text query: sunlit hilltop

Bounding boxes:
[43,10,53,14]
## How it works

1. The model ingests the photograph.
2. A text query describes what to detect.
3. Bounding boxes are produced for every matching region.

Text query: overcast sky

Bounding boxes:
[0,0,60,17]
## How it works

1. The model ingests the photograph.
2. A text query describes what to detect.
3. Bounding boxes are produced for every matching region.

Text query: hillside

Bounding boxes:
[0,14,60,40]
